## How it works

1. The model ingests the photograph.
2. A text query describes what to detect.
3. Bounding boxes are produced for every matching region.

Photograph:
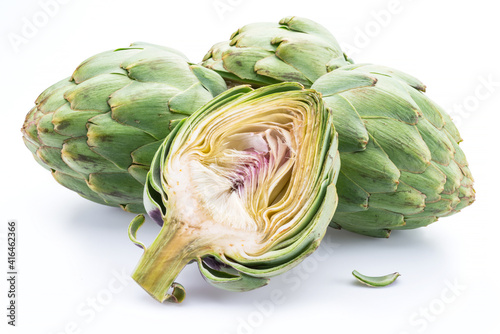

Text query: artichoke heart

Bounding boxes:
[130,83,340,302]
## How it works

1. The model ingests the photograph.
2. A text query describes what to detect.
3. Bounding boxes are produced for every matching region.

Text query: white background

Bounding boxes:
[1,0,499,333]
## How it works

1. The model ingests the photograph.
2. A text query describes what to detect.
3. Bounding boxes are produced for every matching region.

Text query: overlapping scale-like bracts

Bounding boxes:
[312,64,475,237]
[22,42,227,213]
[202,16,351,88]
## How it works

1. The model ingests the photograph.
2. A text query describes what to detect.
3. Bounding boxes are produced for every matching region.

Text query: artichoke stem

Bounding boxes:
[131,220,197,303]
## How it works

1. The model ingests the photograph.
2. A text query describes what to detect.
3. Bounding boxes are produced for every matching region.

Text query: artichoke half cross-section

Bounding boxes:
[129,83,340,303]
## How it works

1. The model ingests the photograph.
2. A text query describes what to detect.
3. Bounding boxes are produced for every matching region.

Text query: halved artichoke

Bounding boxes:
[129,83,340,302]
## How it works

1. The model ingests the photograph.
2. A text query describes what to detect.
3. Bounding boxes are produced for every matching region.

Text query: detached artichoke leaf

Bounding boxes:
[352,270,401,287]
[131,83,340,302]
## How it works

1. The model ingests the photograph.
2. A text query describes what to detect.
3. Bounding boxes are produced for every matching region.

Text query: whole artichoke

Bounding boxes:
[22,42,227,213]
[202,16,351,88]
[129,83,340,302]
[203,16,474,237]
[311,64,475,237]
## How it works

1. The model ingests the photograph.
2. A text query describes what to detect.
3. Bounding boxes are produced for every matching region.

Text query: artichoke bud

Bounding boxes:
[202,16,350,88]
[129,83,340,302]
[311,64,475,237]
[21,42,227,213]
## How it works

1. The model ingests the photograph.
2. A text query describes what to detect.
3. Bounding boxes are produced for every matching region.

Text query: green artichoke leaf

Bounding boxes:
[168,82,216,115]
[416,118,455,166]
[61,137,123,176]
[407,88,445,129]
[22,107,43,145]
[222,47,281,84]
[190,64,231,97]
[279,16,342,48]
[352,270,400,287]
[131,83,340,302]
[36,113,70,148]
[123,49,199,89]
[449,138,468,168]
[441,110,462,143]
[273,39,342,84]
[109,81,185,139]
[87,172,145,204]
[128,140,164,185]
[399,164,446,203]
[65,73,131,112]
[87,113,157,170]
[339,138,400,194]
[22,136,40,157]
[35,77,75,105]
[369,181,426,215]
[435,160,463,195]
[364,118,431,173]
[52,104,101,137]
[340,87,420,125]
[198,257,269,292]
[130,140,164,168]
[36,79,75,113]
[334,208,405,230]
[311,70,376,96]
[322,95,369,152]
[334,172,369,213]
[254,54,312,86]
[128,214,146,250]
[38,146,81,178]
[72,48,140,83]
[52,171,109,206]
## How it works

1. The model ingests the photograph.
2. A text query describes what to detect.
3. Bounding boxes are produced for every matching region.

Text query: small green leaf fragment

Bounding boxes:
[165,283,186,303]
[352,270,400,287]
[128,215,146,250]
